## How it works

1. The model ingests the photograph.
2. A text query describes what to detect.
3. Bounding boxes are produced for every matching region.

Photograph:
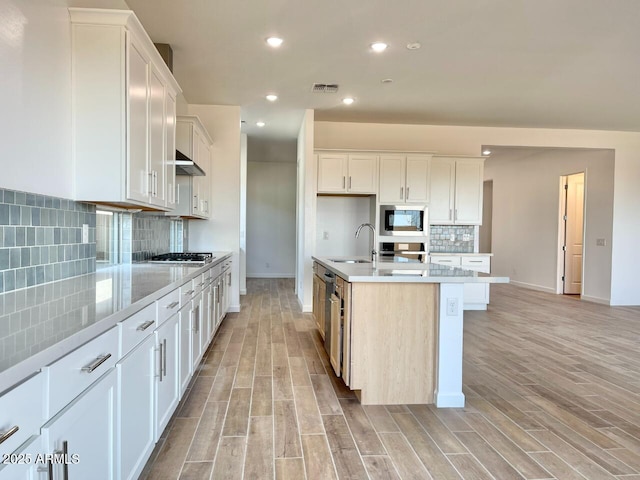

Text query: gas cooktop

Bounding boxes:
[148,252,214,265]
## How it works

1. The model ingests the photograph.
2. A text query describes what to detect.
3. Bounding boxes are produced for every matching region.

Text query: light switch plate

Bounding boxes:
[596,238,606,246]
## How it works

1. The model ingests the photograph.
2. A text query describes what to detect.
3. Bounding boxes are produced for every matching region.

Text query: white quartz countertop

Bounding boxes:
[313,256,509,284]
[0,252,232,393]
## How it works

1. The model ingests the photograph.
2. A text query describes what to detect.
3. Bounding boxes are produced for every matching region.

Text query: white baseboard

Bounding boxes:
[246,273,296,279]
[581,294,610,305]
[296,297,312,313]
[510,280,556,294]
[229,304,241,313]
[240,289,247,295]
[435,391,466,408]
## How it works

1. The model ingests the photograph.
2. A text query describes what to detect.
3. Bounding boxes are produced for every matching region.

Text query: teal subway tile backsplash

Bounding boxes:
[0,188,96,293]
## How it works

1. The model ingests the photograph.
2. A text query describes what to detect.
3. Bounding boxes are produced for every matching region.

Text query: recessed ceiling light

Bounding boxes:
[370,42,388,53]
[266,94,278,102]
[482,149,491,155]
[266,37,283,48]
[342,97,355,105]
[406,42,421,50]
[381,78,394,84]
[256,121,266,127]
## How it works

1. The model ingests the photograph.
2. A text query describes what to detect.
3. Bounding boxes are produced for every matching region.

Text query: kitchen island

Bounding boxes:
[312,256,509,407]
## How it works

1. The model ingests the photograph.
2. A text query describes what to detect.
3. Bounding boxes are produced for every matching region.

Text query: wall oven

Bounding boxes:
[380,205,427,236]
[380,241,429,263]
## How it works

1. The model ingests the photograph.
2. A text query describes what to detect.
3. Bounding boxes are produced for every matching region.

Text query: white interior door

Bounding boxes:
[564,172,584,294]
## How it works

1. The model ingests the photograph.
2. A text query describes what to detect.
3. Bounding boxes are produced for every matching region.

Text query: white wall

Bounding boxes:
[315,121,640,305]
[246,162,296,277]
[187,104,242,311]
[484,148,614,303]
[296,110,315,310]
[315,197,373,257]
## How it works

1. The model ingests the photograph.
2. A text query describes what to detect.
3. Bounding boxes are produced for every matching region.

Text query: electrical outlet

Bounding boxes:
[82,224,89,243]
[596,238,607,246]
[323,231,329,240]
[446,298,458,316]
[450,233,456,242]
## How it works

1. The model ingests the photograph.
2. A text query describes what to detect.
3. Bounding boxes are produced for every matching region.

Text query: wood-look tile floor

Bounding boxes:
[141,279,640,480]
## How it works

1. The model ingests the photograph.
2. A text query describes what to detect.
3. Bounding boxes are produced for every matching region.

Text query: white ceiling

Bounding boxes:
[125,0,640,141]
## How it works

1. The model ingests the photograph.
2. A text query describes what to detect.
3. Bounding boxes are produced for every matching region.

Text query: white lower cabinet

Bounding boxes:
[179,303,193,396]
[154,314,180,441]
[190,292,204,374]
[0,435,44,480]
[117,334,155,480]
[41,368,117,480]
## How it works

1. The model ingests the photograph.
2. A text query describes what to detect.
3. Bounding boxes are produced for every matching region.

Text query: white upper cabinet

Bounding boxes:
[379,154,431,204]
[429,157,484,224]
[70,8,181,211]
[317,153,377,194]
[173,116,213,219]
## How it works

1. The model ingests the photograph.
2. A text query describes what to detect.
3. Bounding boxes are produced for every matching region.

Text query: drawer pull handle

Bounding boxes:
[468,260,482,263]
[81,353,112,373]
[0,425,19,444]
[62,441,69,480]
[137,320,155,331]
[440,260,452,263]
[166,301,179,309]
[162,339,167,377]
[185,289,195,295]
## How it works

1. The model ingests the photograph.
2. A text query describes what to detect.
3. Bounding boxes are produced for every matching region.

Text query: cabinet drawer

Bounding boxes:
[461,256,490,273]
[180,279,197,305]
[44,328,118,418]
[193,274,205,295]
[119,302,157,357]
[0,374,44,456]
[430,256,461,266]
[157,288,180,326]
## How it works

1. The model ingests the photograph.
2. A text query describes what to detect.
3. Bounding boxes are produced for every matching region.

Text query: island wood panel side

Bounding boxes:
[350,282,438,405]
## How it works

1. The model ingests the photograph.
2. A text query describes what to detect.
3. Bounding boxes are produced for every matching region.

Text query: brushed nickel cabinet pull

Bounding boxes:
[162,339,167,377]
[185,289,195,296]
[166,301,179,309]
[157,342,164,381]
[349,176,352,189]
[62,441,69,480]
[0,425,19,444]
[406,187,410,199]
[449,208,453,220]
[37,461,53,480]
[137,320,155,331]
[400,187,404,199]
[81,353,111,373]
[455,209,458,221]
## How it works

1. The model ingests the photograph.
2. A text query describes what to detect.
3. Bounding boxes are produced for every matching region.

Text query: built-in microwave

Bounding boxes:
[380,241,429,263]
[380,205,428,236]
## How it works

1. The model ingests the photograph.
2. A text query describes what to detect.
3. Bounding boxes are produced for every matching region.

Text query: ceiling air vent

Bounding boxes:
[311,83,339,93]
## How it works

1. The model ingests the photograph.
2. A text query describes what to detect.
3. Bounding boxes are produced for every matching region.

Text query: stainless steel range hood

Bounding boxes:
[175,150,205,176]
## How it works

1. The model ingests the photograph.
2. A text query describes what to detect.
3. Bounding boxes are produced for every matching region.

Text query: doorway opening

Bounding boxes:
[558,172,585,295]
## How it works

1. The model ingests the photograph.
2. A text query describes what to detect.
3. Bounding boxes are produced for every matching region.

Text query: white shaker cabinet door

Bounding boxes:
[379,155,405,203]
[155,314,180,441]
[454,159,484,225]
[347,155,377,193]
[127,38,150,204]
[317,154,347,193]
[429,158,456,224]
[42,369,117,480]
[165,91,177,208]
[405,155,431,203]
[117,335,156,480]
[148,65,167,208]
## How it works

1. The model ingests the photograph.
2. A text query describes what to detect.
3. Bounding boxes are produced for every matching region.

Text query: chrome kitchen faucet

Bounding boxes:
[355,223,377,266]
